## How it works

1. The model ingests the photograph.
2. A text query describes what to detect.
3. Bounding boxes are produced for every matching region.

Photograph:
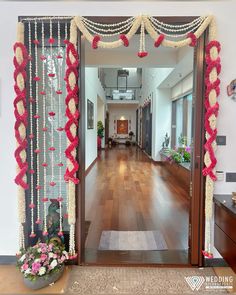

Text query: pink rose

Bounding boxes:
[32,262,41,273]
[41,246,47,253]
[21,263,29,271]
[53,254,58,259]
[40,254,47,261]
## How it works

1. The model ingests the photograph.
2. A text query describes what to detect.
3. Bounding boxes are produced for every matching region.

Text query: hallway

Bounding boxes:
[85,146,189,264]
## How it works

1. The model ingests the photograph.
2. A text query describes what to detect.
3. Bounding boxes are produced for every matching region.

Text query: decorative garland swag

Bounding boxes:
[14,14,221,258]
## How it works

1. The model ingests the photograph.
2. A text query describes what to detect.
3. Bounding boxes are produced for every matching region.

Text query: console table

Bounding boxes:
[214,195,236,272]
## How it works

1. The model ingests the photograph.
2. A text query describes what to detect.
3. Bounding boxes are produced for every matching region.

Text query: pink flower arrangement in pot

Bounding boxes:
[16,241,68,290]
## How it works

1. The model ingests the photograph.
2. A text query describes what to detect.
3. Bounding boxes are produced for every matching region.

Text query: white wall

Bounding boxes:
[108,105,137,139]
[141,68,173,160]
[0,1,236,255]
[85,68,105,170]
[155,89,172,160]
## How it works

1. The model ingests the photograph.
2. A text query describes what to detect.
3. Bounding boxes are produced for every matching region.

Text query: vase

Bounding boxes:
[23,265,64,290]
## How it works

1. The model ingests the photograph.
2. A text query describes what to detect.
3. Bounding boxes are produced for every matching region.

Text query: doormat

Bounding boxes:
[67,266,229,295]
[98,230,168,251]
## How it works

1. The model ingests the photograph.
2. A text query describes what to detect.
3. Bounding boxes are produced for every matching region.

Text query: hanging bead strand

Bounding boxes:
[57,20,63,236]
[34,20,41,236]
[41,21,48,235]
[28,22,36,238]
[49,19,56,191]
[64,22,69,220]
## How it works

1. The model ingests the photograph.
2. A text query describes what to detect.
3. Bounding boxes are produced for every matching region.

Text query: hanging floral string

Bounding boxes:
[57,20,63,237]
[33,20,42,236]
[49,19,56,192]
[28,22,36,238]
[202,18,221,259]
[65,19,79,258]
[14,22,28,250]
[41,21,48,234]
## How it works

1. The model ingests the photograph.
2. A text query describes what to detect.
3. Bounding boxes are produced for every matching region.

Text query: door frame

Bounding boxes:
[76,16,207,266]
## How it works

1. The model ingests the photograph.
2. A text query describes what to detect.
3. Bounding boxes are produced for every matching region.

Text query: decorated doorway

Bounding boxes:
[14,15,221,266]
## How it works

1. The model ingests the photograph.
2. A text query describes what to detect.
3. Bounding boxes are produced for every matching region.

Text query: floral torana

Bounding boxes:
[14,14,220,260]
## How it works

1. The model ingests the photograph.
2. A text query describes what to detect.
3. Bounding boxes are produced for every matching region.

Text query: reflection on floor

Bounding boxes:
[85,145,189,264]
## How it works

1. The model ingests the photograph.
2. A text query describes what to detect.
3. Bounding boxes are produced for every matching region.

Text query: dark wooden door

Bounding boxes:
[189,30,207,266]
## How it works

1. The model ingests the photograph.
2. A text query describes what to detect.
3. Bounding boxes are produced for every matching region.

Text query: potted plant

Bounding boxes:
[97,120,104,150]
[16,240,68,290]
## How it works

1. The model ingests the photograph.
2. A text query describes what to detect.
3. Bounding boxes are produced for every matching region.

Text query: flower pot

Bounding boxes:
[23,265,64,290]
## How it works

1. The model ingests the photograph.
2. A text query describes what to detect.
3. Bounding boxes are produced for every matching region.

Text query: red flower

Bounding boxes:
[34,148,41,154]
[29,97,35,103]
[48,147,56,151]
[29,134,34,139]
[58,231,63,237]
[57,54,63,59]
[34,76,40,81]
[42,231,48,236]
[34,114,40,119]
[35,219,42,224]
[29,169,35,174]
[48,38,55,44]
[40,55,46,61]
[154,34,165,48]
[49,112,55,117]
[50,181,56,187]
[29,203,35,209]
[48,73,55,78]
[57,127,64,132]
[33,40,40,45]
[92,35,101,49]
[120,34,129,47]
[40,91,46,95]
[41,198,48,202]
[42,162,48,167]
[56,90,62,95]
[137,51,148,58]
[57,162,64,167]
[36,185,42,190]
[42,127,48,132]
[187,32,197,47]
[29,233,36,238]
[63,39,69,45]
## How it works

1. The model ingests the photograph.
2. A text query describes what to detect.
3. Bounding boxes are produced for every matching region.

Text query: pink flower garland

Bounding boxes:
[13,42,29,189]
[64,42,80,184]
[202,40,221,181]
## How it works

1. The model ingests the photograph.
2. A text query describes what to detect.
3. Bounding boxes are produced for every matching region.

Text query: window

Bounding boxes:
[171,93,192,148]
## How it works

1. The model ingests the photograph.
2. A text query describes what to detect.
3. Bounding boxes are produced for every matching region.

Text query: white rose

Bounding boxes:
[62,251,69,259]
[37,248,42,253]
[25,269,31,275]
[38,267,46,276]
[48,252,54,258]
[50,259,58,269]
[19,254,26,262]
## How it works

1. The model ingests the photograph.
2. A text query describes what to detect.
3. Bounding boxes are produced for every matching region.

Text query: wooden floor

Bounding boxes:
[85,145,190,264]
